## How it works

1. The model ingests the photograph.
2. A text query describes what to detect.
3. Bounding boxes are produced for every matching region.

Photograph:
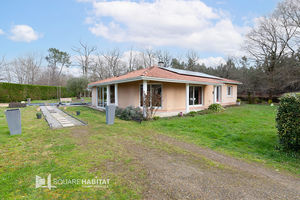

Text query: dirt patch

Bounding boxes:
[119,137,300,200]
[155,134,300,191]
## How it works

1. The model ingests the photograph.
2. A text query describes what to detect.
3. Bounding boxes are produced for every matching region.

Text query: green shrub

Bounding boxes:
[268,99,273,104]
[236,98,241,102]
[276,94,300,151]
[187,111,197,117]
[0,82,74,103]
[153,116,160,120]
[116,106,143,121]
[208,103,225,112]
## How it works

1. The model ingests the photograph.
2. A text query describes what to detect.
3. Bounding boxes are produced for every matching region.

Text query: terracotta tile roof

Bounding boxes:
[88,66,241,86]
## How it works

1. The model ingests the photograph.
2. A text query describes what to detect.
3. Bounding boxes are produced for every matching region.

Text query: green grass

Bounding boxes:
[0,104,299,199]
[148,104,300,174]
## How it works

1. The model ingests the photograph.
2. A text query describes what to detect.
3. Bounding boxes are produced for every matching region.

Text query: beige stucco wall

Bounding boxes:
[91,81,238,116]
[118,81,140,108]
[221,84,237,105]
[161,82,186,111]
[92,87,97,107]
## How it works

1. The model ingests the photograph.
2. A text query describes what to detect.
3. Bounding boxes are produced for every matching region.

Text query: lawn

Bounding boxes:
[149,104,300,174]
[0,104,299,199]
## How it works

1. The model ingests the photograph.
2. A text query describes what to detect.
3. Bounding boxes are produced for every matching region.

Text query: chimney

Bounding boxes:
[158,61,164,68]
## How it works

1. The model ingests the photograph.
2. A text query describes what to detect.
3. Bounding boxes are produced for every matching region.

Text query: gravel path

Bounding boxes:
[120,134,300,200]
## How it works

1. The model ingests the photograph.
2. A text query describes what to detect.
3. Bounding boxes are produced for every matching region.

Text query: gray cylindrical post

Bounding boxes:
[5,109,22,135]
[106,105,116,125]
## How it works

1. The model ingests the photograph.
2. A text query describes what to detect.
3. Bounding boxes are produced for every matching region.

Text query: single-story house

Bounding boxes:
[88,66,242,117]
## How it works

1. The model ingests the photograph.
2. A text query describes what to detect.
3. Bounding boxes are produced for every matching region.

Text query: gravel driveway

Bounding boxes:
[119,134,300,200]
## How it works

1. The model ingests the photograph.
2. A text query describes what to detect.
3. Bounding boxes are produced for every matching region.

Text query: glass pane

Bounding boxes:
[216,86,221,102]
[140,85,143,106]
[199,87,203,104]
[110,85,115,104]
[104,87,107,106]
[151,85,162,107]
[194,87,200,105]
[189,86,193,105]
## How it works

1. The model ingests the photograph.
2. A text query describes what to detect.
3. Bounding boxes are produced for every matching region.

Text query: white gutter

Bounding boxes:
[88,76,222,88]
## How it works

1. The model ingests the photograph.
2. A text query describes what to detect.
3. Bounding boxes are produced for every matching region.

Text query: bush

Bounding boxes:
[276,95,300,151]
[153,116,160,120]
[8,102,26,108]
[208,103,225,112]
[116,106,143,122]
[268,99,273,104]
[187,111,197,117]
[0,82,74,103]
[236,99,241,102]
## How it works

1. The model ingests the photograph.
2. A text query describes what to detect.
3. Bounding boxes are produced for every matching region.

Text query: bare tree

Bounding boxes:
[244,12,299,97]
[89,53,109,81]
[141,48,156,68]
[72,41,97,77]
[277,0,300,28]
[103,48,125,77]
[155,50,172,67]
[6,54,42,84]
[0,56,6,81]
[186,50,199,71]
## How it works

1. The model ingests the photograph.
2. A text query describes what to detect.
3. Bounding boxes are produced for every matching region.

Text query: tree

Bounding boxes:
[103,48,125,77]
[66,77,88,99]
[155,50,172,67]
[45,48,71,85]
[185,50,199,71]
[0,56,6,81]
[72,41,97,77]
[244,12,299,98]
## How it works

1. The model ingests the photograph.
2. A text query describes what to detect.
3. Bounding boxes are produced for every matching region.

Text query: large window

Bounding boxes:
[214,86,221,103]
[98,86,107,107]
[110,85,115,104]
[140,84,162,107]
[189,86,203,106]
[227,86,232,96]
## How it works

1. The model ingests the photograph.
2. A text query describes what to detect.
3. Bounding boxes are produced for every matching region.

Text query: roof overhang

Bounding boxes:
[220,80,242,85]
[88,76,224,88]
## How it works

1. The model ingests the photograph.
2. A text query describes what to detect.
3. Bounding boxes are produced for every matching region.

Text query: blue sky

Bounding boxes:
[0,0,280,66]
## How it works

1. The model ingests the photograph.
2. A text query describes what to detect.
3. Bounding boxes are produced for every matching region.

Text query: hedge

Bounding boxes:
[276,94,300,151]
[0,82,74,103]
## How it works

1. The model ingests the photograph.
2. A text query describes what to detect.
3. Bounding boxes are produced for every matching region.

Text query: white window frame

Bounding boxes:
[227,86,233,97]
[97,86,107,108]
[189,85,204,106]
[139,83,163,109]
[214,86,222,103]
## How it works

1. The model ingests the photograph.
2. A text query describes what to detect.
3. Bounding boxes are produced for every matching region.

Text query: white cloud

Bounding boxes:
[9,25,41,42]
[0,29,4,35]
[82,0,248,56]
[198,57,226,68]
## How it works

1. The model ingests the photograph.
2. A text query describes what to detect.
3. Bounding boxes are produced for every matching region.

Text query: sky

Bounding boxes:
[0,0,280,69]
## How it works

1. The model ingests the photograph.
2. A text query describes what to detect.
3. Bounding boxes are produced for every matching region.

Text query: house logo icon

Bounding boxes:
[35,174,56,190]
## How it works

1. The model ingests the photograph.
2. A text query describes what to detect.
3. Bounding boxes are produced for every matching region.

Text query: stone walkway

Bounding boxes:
[40,106,85,129]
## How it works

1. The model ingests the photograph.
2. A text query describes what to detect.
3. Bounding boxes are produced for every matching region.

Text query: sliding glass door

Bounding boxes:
[189,86,203,106]
[98,87,107,107]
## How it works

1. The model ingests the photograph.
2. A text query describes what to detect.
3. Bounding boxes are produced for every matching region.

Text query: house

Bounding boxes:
[88,66,242,117]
